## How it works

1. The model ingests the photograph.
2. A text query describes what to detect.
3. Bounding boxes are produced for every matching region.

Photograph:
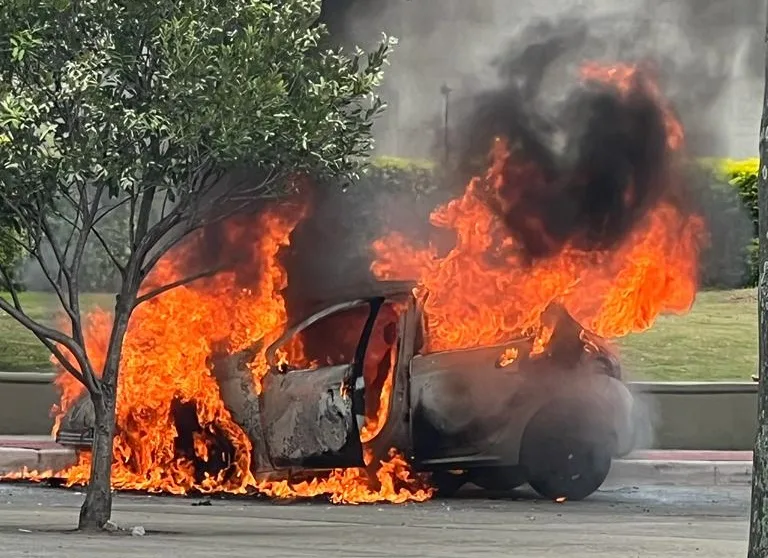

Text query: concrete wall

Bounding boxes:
[631,382,757,451]
[0,373,58,436]
[0,373,758,450]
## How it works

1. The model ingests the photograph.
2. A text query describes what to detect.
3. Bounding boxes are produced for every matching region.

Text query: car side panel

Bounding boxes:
[409,345,634,468]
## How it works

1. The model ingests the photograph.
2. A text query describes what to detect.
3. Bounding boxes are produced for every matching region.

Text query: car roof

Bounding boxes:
[289,280,417,313]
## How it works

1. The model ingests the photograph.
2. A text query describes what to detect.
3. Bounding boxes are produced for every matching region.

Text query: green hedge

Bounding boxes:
[701,158,759,287]
[4,156,763,292]
[0,226,24,290]
[705,158,758,228]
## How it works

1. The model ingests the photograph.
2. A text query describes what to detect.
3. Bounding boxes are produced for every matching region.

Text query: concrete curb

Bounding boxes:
[0,443,755,488]
[0,447,76,474]
[629,450,752,461]
[0,376,760,446]
[607,459,753,487]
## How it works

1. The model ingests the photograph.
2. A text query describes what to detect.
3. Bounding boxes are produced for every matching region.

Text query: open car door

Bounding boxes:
[259,297,384,470]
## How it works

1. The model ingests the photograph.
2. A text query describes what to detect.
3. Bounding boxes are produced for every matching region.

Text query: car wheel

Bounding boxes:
[520,400,613,501]
[431,470,468,497]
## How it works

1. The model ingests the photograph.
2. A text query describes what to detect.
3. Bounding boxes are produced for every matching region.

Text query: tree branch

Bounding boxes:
[54,189,88,285]
[0,203,81,328]
[0,296,100,395]
[0,265,22,314]
[34,333,93,391]
[58,212,81,283]
[136,176,275,280]
[66,181,106,350]
[160,188,172,221]
[39,216,80,324]
[92,184,163,228]
[133,266,223,308]
[129,188,137,249]
[91,224,127,275]
[0,272,88,387]
[133,185,157,245]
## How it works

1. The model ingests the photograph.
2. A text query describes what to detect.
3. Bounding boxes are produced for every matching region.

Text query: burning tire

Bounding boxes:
[519,398,613,501]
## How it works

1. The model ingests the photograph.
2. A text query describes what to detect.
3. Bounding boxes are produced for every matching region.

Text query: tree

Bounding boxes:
[0,224,23,289]
[750,5,768,555]
[0,0,394,531]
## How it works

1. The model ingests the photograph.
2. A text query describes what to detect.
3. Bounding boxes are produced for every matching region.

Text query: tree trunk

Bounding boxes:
[77,295,134,532]
[748,17,768,556]
[77,384,117,531]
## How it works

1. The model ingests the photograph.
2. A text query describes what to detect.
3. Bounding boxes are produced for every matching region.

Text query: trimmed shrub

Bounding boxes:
[0,227,24,291]
[747,237,760,287]
[309,155,760,291]
[700,158,759,287]
[703,157,758,232]
[2,156,762,293]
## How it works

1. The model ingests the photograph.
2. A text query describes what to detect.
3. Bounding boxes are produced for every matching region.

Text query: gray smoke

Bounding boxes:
[335,0,764,159]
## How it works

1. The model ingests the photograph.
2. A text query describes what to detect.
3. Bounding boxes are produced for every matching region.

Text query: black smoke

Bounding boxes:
[173,7,756,309]
[318,0,385,38]
[454,18,686,260]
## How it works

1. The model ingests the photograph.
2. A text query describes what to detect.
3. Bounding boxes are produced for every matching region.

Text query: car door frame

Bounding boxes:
[259,296,385,470]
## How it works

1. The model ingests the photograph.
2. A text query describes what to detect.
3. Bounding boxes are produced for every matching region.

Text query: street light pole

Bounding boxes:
[440,83,452,166]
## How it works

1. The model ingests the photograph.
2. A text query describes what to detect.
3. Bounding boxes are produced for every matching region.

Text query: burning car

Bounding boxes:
[57,279,636,501]
[43,60,705,504]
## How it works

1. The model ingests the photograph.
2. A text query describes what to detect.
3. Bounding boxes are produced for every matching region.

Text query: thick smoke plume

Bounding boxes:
[179,1,756,308]
[309,1,753,284]
[455,18,679,259]
[336,0,763,159]
[319,0,383,37]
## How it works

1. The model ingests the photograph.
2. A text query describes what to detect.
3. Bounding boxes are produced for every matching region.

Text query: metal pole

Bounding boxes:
[440,83,452,166]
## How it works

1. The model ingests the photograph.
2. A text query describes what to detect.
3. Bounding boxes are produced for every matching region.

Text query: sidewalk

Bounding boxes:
[0,435,755,486]
[607,450,753,487]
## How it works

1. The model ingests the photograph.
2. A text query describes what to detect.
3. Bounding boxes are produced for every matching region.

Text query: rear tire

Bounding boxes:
[520,400,613,501]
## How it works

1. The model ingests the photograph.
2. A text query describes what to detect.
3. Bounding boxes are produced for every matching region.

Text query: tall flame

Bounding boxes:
[372,63,706,354]
[28,199,432,502]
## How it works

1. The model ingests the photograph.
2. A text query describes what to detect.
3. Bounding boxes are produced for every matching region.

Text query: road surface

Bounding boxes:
[0,482,749,557]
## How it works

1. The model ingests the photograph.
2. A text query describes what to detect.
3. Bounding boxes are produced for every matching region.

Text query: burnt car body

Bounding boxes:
[57,281,636,500]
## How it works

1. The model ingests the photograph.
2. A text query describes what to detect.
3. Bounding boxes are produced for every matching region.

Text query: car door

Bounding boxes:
[259,297,384,470]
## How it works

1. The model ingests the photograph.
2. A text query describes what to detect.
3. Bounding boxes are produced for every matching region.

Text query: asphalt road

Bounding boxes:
[0,482,750,558]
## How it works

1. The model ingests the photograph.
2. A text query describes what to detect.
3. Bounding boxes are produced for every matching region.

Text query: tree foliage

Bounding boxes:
[0,0,394,530]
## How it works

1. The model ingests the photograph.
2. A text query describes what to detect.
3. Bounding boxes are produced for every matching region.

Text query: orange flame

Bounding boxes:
[497,348,519,368]
[372,63,706,356]
[21,198,432,503]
